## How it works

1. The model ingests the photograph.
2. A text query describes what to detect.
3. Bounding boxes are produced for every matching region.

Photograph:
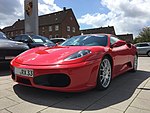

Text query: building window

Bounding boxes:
[67,35,70,38]
[49,35,52,39]
[55,34,59,38]
[72,27,75,33]
[42,31,45,35]
[67,26,70,31]
[49,26,52,31]
[11,32,14,37]
[21,30,23,34]
[8,32,10,37]
[55,25,59,31]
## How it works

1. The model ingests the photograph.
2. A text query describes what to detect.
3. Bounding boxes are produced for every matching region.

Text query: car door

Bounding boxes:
[136,43,149,55]
[110,36,129,76]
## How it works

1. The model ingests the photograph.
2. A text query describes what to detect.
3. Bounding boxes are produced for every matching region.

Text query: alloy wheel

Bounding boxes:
[97,57,112,89]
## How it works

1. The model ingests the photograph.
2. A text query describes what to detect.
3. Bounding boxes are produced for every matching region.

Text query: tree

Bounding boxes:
[134,27,150,43]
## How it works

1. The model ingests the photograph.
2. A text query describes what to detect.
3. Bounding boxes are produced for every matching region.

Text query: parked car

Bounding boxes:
[14,34,56,48]
[0,32,29,62]
[135,42,150,56]
[10,34,137,92]
[50,38,66,44]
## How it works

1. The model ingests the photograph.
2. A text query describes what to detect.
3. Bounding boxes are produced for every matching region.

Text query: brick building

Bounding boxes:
[117,34,133,43]
[81,26,133,43]
[3,8,80,39]
[80,26,116,35]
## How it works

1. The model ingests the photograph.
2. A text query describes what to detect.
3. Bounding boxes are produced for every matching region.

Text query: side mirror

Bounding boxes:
[111,40,126,48]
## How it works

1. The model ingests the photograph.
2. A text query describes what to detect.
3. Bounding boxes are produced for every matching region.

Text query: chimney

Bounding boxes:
[18,19,20,21]
[63,7,66,11]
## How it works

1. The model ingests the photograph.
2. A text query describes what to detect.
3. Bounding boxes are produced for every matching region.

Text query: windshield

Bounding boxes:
[0,32,8,40]
[61,35,108,46]
[31,35,54,43]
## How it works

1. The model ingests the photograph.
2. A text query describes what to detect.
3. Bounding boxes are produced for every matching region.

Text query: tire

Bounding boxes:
[147,51,150,57]
[131,55,138,72]
[96,57,112,90]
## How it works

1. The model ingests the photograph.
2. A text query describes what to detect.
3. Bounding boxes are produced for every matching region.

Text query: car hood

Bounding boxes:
[0,39,29,49]
[14,46,106,65]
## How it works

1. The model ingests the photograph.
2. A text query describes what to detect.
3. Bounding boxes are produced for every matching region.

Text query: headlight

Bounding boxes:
[65,50,91,61]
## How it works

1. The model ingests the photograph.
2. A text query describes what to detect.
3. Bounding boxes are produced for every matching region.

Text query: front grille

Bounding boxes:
[33,74,70,87]
[17,77,31,85]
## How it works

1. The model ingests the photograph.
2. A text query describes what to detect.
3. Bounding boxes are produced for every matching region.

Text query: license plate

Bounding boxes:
[5,56,15,60]
[14,68,34,77]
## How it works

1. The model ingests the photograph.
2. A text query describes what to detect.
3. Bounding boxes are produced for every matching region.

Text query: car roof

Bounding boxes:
[136,42,150,45]
[50,38,66,40]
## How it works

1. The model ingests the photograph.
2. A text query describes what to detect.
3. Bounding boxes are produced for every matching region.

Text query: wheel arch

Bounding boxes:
[146,50,150,56]
[101,54,114,77]
[103,54,113,69]
[96,54,113,90]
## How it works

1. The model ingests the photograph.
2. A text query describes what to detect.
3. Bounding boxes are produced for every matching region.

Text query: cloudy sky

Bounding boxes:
[0,0,150,37]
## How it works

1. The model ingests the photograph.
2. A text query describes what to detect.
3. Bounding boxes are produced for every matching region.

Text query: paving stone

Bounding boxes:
[6,94,25,103]
[0,84,13,91]
[40,107,80,113]
[0,109,11,113]
[0,90,14,98]
[85,90,137,112]
[130,98,150,111]
[82,107,122,113]
[0,98,18,110]
[6,87,15,93]
[0,76,10,80]
[143,80,150,89]
[0,79,12,85]
[109,95,136,111]
[6,102,47,113]
[137,90,150,101]
[52,90,113,110]
[125,107,150,113]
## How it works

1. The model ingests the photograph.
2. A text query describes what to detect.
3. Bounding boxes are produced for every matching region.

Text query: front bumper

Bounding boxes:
[10,60,101,92]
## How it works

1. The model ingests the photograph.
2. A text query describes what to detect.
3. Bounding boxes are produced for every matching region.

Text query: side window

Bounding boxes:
[14,36,22,41]
[22,35,29,40]
[140,44,149,47]
[135,44,140,47]
[22,35,32,42]
[110,36,119,45]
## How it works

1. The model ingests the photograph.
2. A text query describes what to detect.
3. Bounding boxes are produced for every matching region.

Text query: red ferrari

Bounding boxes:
[10,34,138,92]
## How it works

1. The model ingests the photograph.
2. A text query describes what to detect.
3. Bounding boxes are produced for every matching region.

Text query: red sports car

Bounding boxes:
[10,34,138,92]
